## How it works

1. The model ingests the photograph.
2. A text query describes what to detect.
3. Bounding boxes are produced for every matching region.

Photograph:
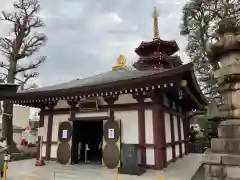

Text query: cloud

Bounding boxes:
[0,0,189,87]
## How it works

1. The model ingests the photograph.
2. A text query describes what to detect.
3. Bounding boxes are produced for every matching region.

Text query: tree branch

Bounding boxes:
[14,56,45,74]
[0,61,10,71]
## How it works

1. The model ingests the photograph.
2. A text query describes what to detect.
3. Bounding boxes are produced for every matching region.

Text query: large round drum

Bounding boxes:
[58,122,72,143]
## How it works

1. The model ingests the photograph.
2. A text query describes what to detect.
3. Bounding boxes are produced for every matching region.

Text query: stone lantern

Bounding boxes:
[203,18,240,180]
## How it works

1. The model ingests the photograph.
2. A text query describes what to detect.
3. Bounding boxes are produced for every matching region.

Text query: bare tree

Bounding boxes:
[0,0,47,146]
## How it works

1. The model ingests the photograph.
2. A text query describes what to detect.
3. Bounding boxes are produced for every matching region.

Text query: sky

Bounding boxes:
[0,0,190,119]
[0,0,190,88]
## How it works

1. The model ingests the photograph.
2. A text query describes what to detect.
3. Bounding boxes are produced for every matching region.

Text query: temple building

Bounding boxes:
[9,8,206,170]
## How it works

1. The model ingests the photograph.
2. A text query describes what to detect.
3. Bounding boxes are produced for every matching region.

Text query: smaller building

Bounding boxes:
[8,8,207,170]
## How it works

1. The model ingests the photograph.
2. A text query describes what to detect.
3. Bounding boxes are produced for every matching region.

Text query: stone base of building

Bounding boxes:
[203,136,240,179]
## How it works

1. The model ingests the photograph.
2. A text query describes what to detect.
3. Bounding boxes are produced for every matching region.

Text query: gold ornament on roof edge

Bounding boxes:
[112,54,128,70]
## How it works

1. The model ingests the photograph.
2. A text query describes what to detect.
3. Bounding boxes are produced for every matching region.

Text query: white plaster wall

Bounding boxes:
[180,118,184,140]
[54,100,69,109]
[43,115,48,141]
[115,94,137,104]
[52,114,70,141]
[115,111,138,144]
[51,114,72,159]
[42,115,48,158]
[96,97,107,105]
[175,144,180,157]
[42,144,46,157]
[182,143,185,154]
[146,148,155,165]
[54,97,108,110]
[173,116,179,141]
[75,111,108,118]
[51,144,58,158]
[144,98,152,102]
[145,110,153,144]
[164,113,171,143]
[166,146,173,162]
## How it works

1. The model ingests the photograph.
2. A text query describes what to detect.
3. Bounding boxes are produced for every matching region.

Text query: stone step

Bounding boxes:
[203,149,240,166]
[211,138,240,154]
[204,164,240,179]
[218,120,240,138]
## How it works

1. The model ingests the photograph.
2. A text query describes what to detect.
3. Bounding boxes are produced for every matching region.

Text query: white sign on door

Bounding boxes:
[108,129,114,139]
[62,130,68,139]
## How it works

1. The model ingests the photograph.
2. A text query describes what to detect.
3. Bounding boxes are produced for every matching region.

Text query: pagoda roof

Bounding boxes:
[10,63,207,108]
[135,39,179,56]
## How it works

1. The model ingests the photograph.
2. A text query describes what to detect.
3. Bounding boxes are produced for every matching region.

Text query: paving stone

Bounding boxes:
[202,149,222,164]
[5,155,203,180]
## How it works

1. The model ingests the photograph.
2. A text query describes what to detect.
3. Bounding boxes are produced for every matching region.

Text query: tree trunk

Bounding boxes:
[2,60,16,146]
[2,101,14,145]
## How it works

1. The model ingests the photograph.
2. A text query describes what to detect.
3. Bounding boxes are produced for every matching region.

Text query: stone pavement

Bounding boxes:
[5,154,202,180]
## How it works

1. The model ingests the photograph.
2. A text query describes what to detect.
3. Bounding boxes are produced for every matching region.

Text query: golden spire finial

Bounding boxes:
[152,7,160,41]
[112,54,128,70]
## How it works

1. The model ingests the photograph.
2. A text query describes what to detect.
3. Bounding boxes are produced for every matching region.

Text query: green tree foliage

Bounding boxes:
[180,0,240,104]
[0,0,47,145]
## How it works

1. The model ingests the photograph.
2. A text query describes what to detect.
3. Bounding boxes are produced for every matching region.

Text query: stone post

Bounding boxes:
[202,18,240,180]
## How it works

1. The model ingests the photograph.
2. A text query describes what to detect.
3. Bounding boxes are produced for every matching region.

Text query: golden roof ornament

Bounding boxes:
[152,7,160,42]
[112,54,128,70]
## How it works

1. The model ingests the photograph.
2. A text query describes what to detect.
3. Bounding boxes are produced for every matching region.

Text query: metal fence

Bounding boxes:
[187,142,211,153]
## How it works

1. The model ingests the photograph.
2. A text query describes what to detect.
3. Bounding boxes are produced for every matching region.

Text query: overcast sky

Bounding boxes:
[0,0,190,88]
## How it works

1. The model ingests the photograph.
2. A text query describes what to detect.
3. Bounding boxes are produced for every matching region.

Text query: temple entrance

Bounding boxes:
[71,120,103,165]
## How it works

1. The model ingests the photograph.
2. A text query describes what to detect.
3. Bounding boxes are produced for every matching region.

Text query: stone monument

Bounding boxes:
[118,144,145,175]
[202,18,240,180]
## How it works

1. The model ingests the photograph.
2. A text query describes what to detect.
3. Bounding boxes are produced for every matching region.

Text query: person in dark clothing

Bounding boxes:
[189,126,197,143]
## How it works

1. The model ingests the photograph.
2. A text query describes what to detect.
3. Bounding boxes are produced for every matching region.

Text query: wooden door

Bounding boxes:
[102,119,121,169]
[57,121,72,165]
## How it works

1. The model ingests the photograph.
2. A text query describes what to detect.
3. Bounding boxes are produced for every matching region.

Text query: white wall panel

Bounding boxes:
[114,94,137,104]
[43,115,48,141]
[175,144,180,157]
[50,144,58,158]
[173,116,179,141]
[115,111,139,144]
[42,144,46,157]
[166,146,172,162]
[145,110,154,144]
[180,117,184,140]
[164,113,171,143]
[54,100,69,109]
[146,148,155,165]
[182,143,185,154]
[75,111,108,118]
[52,114,70,141]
